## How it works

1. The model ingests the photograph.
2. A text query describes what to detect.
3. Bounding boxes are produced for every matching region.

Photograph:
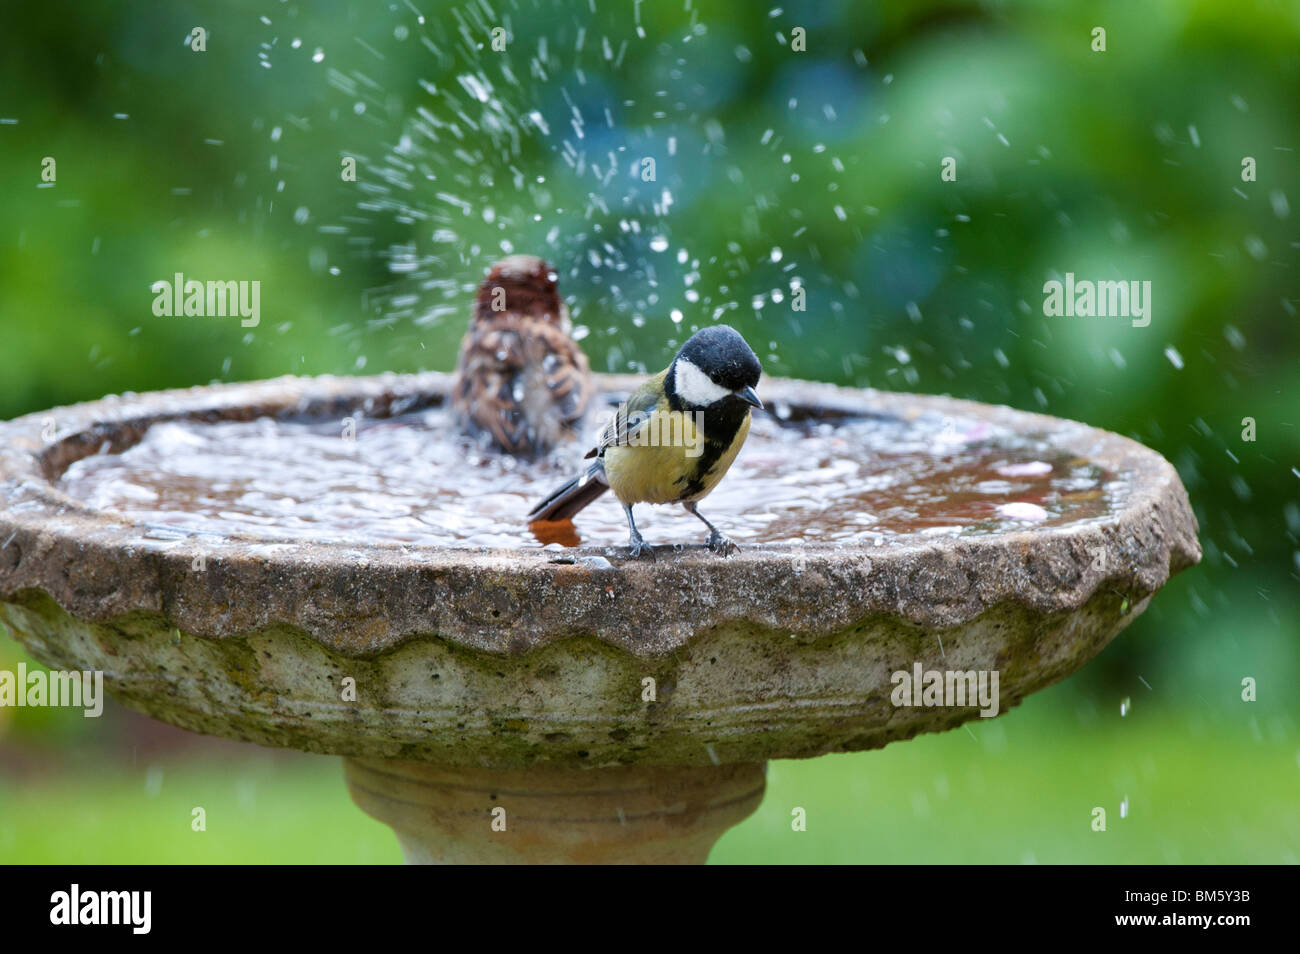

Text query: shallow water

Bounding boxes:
[56,405,1123,549]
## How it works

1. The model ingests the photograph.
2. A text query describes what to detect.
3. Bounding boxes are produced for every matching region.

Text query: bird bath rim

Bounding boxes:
[0,371,1200,661]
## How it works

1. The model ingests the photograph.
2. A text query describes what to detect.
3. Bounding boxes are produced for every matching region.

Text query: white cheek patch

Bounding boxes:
[673,358,732,406]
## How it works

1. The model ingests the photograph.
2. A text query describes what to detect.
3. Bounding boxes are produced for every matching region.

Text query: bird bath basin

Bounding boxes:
[0,372,1199,863]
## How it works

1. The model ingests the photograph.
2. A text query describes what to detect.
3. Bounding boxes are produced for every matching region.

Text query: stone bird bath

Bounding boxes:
[0,372,1199,863]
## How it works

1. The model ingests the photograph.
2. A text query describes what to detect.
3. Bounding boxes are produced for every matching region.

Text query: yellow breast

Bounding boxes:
[602,410,750,505]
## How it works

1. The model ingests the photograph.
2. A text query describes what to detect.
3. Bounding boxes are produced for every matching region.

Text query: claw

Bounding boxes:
[707,530,738,556]
[684,503,735,557]
[628,534,657,560]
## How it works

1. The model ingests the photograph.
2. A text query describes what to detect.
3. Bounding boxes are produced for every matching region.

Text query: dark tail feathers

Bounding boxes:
[527,461,609,522]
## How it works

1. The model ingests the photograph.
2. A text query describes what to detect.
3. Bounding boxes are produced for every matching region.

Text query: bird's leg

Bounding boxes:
[624,504,655,559]
[683,502,737,556]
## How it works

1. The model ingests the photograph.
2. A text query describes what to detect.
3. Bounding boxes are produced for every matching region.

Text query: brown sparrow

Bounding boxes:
[451,255,593,455]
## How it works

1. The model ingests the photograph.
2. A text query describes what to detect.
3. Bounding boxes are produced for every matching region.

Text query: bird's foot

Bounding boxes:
[707,530,738,556]
[628,534,657,560]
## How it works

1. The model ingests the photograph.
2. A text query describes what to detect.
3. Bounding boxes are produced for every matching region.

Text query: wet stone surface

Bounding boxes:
[55,402,1121,549]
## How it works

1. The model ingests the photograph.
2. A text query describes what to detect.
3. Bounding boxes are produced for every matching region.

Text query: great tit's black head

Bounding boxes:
[671,324,763,409]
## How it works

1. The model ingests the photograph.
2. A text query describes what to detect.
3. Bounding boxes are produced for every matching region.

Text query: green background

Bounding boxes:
[1,0,1296,863]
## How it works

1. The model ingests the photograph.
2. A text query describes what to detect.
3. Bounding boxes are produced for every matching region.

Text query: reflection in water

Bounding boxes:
[57,405,1124,549]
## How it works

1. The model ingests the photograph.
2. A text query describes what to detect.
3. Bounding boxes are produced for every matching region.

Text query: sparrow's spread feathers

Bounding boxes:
[452,255,593,455]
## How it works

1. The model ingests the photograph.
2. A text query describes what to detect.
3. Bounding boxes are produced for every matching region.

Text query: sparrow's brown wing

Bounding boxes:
[527,320,592,429]
[452,318,529,452]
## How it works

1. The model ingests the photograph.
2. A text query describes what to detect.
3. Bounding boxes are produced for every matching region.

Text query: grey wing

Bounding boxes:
[585,376,665,459]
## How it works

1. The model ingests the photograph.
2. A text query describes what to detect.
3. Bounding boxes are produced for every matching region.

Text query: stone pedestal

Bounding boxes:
[344,757,765,864]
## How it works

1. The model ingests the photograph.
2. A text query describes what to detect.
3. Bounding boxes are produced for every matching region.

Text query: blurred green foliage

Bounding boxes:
[1,0,1297,861]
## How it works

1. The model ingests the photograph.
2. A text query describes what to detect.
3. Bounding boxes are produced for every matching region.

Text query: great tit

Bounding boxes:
[451,255,593,455]
[527,324,763,557]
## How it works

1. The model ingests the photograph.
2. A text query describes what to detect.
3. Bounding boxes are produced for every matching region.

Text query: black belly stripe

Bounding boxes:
[676,403,748,500]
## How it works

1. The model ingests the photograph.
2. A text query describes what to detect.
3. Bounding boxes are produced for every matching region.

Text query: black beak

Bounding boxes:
[737,386,763,409]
